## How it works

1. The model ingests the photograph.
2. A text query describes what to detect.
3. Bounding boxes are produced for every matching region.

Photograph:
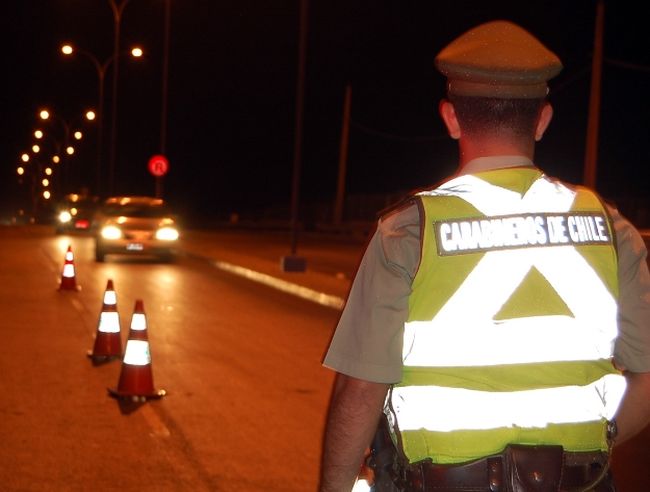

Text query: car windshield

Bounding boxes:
[101,203,172,218]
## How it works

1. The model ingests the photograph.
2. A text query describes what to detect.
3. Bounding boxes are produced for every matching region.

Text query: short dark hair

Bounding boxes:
[449,95,545,140]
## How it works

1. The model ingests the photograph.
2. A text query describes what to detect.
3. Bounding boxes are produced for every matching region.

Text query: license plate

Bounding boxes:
[126,243,144,251]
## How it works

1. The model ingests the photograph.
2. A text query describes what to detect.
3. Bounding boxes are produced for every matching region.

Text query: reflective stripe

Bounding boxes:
[98,311,120,333]
[123,340,151,365]
[131,313,147,331]
[391,373,626,432]
[103,290,117,306]
[422,174,575,215]
[62,264,75,278]
[406,315,617,367]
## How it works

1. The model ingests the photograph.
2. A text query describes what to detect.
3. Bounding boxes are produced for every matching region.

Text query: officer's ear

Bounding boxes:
[535,102,553,141]
[439,99,461,140]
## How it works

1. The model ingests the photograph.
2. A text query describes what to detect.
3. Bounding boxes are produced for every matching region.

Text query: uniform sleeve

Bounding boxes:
[610,206,650,372]
[322,203,421,384]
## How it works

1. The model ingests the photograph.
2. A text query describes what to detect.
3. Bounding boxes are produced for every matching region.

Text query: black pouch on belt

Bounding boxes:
[504,444,563,492]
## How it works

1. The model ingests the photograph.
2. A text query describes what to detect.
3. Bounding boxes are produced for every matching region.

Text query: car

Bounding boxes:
[55,193,100,234]
[93,196,180,262]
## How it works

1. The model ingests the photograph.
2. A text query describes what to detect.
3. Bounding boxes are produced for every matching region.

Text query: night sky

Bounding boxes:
[1,1,648,225]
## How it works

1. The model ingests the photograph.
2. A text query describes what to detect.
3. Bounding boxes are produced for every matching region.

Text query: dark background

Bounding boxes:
[1,1,648,226]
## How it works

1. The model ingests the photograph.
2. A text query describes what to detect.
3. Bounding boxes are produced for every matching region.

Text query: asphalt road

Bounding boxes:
[0,225,342,491]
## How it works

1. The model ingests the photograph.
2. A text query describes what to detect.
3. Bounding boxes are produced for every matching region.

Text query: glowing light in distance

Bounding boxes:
[101,225,122,240]
[59,211,72,223]
[155,227,179,241]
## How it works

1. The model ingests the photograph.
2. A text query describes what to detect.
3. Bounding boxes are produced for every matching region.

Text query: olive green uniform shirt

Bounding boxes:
[323,157,650,383]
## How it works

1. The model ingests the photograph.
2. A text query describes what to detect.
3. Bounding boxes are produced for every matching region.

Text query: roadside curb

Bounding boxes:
[179,250,346,310]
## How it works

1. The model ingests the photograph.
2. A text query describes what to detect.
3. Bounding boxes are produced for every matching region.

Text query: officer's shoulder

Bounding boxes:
[376,193,423,234]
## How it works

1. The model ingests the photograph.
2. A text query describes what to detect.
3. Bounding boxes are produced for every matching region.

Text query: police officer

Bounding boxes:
[319,20,650,492]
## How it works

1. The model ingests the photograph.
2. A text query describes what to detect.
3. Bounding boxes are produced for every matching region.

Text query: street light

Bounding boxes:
[17,145,57,217]
[37,108,93,193]
[38,108,87,149]
[28,130,63,197]
[60,42,143,197]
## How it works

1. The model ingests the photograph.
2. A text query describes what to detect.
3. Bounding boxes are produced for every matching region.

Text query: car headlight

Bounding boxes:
[100,225,123,240]
[58,211,72,223]
[155,226,179,241]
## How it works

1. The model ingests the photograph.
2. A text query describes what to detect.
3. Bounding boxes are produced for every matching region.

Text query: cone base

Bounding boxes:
[108,387,167,402]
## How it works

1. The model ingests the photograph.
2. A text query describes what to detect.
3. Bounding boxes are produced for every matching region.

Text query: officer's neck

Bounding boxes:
[458,135,535,168]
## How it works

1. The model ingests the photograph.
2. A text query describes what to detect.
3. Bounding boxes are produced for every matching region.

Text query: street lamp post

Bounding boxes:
[281,0,309,273]
[160,0,170,156]
[108,0,133,196]
[61,43,142,197]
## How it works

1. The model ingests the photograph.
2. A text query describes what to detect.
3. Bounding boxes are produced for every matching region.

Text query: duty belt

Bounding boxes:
[400,445,613,492]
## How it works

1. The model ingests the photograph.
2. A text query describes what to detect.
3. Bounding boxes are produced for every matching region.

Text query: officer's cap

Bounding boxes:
[435,20,562,99]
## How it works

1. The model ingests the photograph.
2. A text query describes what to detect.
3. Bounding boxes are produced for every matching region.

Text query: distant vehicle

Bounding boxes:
[55,193,100,234]
[93,196,180,262]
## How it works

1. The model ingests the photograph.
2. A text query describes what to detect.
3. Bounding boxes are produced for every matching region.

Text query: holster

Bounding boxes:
[367,415,403,491]
[503,444,564,492]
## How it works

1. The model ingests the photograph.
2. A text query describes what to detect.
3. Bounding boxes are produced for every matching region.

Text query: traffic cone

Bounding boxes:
[108,300,166,401]
[58,245,80,291]
[87,279,122,363]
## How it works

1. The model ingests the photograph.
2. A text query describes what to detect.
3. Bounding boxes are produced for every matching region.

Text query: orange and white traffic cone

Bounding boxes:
[58,245,80,291]
[108,299,166,401]
[87,279,122,363]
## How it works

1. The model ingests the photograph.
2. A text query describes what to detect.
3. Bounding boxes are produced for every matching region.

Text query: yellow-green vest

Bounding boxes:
[384,167,625,464]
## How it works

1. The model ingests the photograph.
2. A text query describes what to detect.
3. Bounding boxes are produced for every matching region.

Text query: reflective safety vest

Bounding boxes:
[384,167,626,465]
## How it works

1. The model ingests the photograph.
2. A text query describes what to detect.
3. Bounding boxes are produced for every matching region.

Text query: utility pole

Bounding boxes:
[333,84,351,226]
[281,0,308,272]
[583,0,604,189]
[108,0,131,196]
[157,0,171,199]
